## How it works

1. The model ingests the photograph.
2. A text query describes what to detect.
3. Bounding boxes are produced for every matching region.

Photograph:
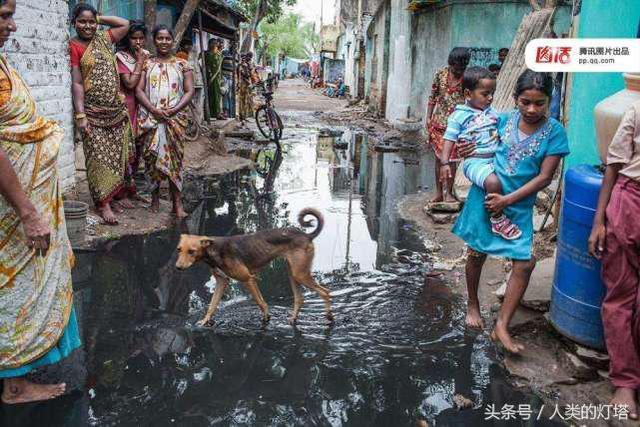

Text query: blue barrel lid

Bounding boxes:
[564,164,603,209]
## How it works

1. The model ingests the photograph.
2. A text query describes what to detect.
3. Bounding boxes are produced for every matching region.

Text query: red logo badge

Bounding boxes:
[536,47,572,64]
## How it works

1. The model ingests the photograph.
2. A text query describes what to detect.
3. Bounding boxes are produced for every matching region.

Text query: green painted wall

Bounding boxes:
[451,2,571,49]
[566,0,640,168]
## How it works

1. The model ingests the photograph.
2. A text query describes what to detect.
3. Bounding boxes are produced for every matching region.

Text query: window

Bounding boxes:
[69,0,143,21]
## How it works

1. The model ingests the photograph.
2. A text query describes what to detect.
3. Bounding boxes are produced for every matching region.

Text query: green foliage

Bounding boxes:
[236,0,298,24]
[259,13,320,60]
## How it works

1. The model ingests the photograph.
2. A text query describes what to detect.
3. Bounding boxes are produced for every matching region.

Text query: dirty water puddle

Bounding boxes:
[2,113,560,426]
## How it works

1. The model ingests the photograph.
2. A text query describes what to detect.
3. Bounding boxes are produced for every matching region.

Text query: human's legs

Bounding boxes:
[433,157,444,202]
[492,257,536,353]
[169,182,187,219]
[465,248,487,328]
[601,183,640,417]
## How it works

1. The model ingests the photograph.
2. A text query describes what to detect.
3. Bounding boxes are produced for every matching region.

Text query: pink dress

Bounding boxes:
[116,50,138,133]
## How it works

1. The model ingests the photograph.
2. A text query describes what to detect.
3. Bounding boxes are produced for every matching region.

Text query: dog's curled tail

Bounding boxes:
[298,208,324,240]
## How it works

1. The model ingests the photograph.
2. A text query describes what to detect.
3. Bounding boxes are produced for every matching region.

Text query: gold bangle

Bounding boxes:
[74,113,86,120]
[96,16,101,24]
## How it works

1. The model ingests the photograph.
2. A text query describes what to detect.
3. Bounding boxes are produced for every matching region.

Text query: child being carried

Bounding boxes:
[440,66,522,241]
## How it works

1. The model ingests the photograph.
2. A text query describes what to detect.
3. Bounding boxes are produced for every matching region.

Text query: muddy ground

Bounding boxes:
[316,92,628,426]
[67,128,254,247]
[47,78,630,426]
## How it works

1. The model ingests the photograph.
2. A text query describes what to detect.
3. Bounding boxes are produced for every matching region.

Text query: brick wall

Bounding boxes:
[5,0,75,191]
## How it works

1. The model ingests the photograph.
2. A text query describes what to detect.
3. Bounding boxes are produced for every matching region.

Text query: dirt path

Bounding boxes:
[273,78,348,112]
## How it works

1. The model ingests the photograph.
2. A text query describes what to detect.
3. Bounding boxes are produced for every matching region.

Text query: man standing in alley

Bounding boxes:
[589,100,640,420]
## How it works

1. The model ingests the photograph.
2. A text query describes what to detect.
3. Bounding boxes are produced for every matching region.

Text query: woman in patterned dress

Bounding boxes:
[425,47,470,203]
[136,26,194,219]
[237,52,259,123]
[70,4,133,224]
[0,0,80,404]
[115,20,149,203]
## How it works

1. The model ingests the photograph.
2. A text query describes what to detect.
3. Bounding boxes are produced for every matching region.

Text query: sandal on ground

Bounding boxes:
[490,215,522,241]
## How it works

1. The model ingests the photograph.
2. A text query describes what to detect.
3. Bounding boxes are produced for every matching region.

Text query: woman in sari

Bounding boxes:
[136,26,194,219]
[237,52,259,123]
[115,20,149,204]
[425,47,470,203]
[70,4,133,224]
[0,0,80,403]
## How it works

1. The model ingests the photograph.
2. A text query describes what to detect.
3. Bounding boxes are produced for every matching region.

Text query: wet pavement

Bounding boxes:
[3,108,559,426]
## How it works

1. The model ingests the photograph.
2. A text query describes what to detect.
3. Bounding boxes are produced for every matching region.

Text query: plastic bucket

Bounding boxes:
[64,200,88,247]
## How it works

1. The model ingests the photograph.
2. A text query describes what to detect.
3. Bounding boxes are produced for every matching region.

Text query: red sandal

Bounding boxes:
[490,215,522,241]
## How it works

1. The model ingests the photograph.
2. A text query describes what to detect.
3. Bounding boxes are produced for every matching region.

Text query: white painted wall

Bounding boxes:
[385,0,412,123]
[6,0,75,191]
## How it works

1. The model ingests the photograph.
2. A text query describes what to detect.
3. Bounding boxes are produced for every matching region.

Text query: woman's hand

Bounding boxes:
[440,164,453,183]
[484,193,510,214]
[150,107,165,121]
[457,138,476,158]
[135,47,148,64]
[20,208,51,254]
[76,117,91,136]
[588,222,606,259]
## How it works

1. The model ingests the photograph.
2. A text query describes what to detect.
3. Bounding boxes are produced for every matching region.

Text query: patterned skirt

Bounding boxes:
[428,122,459,162]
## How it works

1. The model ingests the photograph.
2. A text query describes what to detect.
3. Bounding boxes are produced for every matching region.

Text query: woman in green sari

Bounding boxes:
[204,39,223,120]
[0,0,80,404]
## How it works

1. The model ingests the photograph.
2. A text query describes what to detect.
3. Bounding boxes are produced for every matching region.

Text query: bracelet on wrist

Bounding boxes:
[74,113,87,120]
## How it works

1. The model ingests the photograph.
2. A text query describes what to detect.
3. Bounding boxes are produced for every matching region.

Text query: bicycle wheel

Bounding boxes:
[255,106,272,140]
[272,110,284,142]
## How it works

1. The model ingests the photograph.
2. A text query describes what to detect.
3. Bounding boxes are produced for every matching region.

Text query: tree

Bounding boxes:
[259,13,319,61]
[237,0,297,53]
[173,0,201,48]
[143,0,157,49]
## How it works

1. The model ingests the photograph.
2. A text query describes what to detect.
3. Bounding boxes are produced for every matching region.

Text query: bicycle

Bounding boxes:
[254,77,284,144]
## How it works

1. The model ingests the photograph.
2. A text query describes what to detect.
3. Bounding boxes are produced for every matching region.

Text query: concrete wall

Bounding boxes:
[410,6,453,121]
[6,0,75,191]
[342,23,359,95]
[566,0,640,168]
[384,0,413,122]
[367,0,390,116]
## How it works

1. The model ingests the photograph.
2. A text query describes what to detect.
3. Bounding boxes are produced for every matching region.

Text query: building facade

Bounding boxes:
[8,0,75,190]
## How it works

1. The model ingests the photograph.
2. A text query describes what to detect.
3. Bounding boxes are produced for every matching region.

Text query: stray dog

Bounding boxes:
[175,208,333,326]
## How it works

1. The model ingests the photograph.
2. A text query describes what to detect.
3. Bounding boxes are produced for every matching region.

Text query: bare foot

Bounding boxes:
[1,378,66,404]
[150,196,160,213]
[612,388,638,420]
[465,304,484,329]
[99,204,118,225]
[491,323,524,354]
[116,197,135,209]
[132,194,151,204]
[173,207,188,219]
[172,199,188,219]
[430,193,444,203]
[443,193,457,203]
[111,203,124,214]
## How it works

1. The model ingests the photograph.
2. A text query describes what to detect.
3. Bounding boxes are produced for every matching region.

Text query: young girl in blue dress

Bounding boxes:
[452,70,570,353]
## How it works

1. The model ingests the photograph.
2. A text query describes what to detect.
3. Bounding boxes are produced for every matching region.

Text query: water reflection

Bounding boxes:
[2,119,558,426]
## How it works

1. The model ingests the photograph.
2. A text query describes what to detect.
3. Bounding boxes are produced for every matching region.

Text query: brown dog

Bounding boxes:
[175,208,333,326]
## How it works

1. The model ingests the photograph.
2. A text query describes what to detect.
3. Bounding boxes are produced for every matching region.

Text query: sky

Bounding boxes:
[288,0,337,30]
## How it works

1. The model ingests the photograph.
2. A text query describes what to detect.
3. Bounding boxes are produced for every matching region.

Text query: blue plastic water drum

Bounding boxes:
[550,164,606,350]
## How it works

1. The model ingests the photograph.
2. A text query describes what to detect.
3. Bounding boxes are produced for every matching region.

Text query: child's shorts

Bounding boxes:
[462,157,495,188]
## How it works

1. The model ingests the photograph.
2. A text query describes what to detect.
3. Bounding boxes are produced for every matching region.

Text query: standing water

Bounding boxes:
[2,112,557,426]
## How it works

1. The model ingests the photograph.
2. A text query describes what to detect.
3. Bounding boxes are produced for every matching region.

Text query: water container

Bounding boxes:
[550,165,605,350]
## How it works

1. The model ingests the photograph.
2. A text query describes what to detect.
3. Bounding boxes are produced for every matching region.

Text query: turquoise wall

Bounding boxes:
[566,0,640,168]
[451,3,571,50]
